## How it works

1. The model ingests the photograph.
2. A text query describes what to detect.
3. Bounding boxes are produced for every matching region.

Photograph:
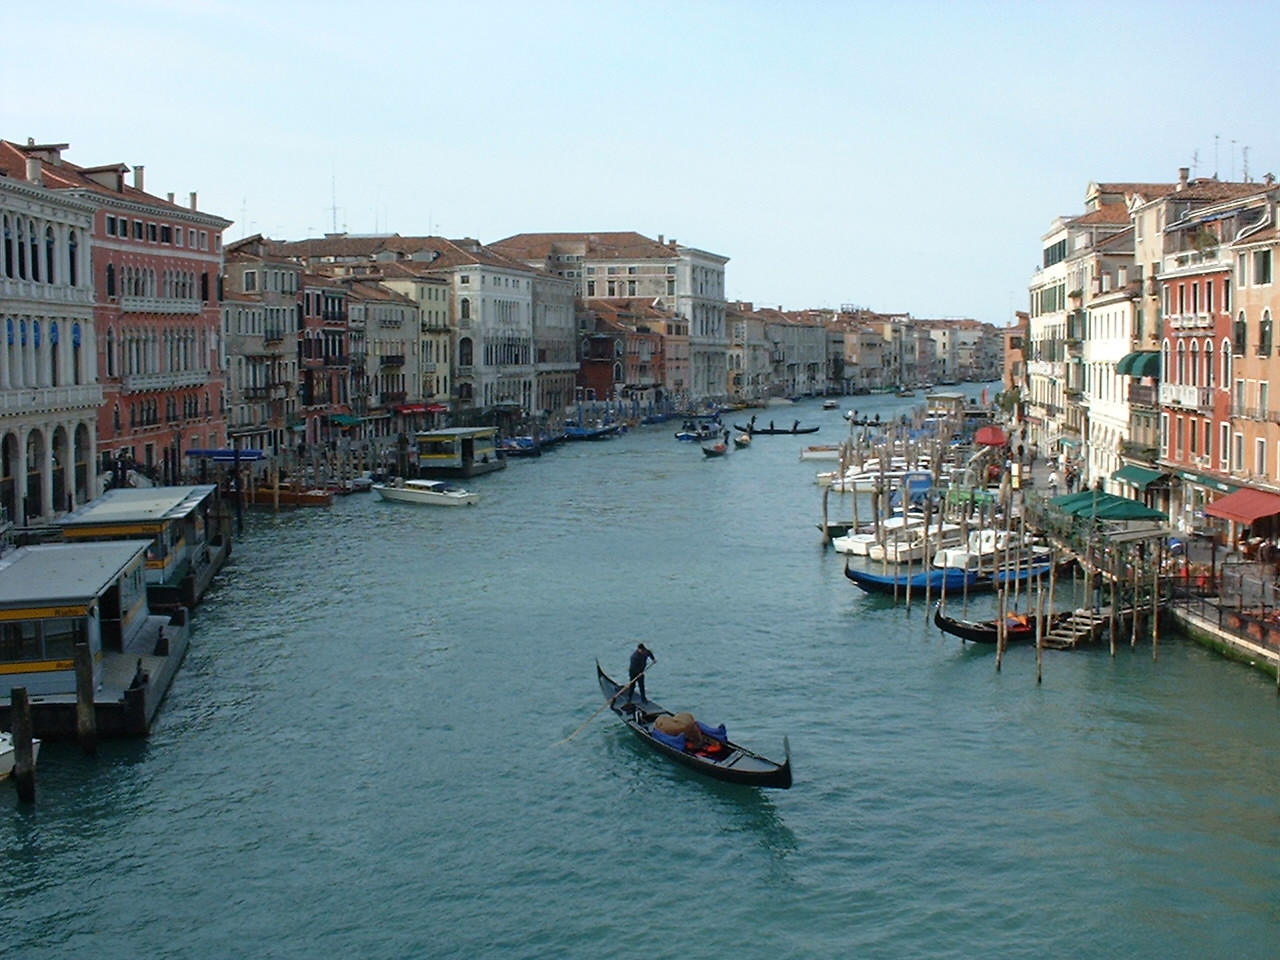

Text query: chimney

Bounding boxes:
[658,234,664,244]
[166,192,175,203]
[189,191,198,211]
[1266,172,1276,187]
[132,165,145,191]
[1177,166,1189,190]
[25,156,42,185]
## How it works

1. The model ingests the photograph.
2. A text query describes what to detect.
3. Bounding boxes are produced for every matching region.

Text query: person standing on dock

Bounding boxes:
[1048,469,1060,495]
[628,643,655,702]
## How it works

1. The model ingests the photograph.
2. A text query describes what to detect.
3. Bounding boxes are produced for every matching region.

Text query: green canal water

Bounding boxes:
[3,387,1279,959]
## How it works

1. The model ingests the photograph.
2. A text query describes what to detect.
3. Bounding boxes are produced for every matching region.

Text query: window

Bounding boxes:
[1261,381,1271,417]
[160,225,172,243]
[1254,249,1273,285]
[106,215,117,236]
[1234,313,1248,354]
[1234,378,1245,411]
[586,280,595,296]
[459,274,470,284]
[243,270,257,292]
[1220,422,1230,466]
[147,223,157,242]
[133,220,144,239]
[1260,312,1273,356]
[1233,432,1244,471]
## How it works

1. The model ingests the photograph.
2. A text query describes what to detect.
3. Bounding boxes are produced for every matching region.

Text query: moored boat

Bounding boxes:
[372,478,479,506]
[0,730,40,779]
[843,555,1053,595]
[595,662,791,789]
[245,482,334,507]
[932,603,1069,644]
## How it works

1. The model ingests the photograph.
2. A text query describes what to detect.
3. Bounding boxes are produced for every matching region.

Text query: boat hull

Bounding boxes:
[595,663,791,789]
[0,733,40,779]
[372,482,478,506]
[844,559,1052,595]
[932,603,1066,644]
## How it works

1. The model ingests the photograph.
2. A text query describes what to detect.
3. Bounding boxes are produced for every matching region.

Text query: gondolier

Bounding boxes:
[628,643,655,701]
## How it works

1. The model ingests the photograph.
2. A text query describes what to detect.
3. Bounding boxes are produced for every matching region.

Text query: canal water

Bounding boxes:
[5,386,1279,960]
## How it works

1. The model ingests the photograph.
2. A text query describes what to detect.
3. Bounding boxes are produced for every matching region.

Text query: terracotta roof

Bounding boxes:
[340,279,415,304]
[1071,205,1133,226]
[0,138,230,224]
[277,235,540,275]
[491,232,678,261]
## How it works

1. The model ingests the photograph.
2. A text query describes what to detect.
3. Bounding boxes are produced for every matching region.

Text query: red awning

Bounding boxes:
[974,425,1007,447]
[396,403,428,414]
[425,403,449,413]
[1204,488,1280,524]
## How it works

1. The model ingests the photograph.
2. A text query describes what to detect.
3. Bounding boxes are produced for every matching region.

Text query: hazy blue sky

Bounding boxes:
[8,0,1279,324]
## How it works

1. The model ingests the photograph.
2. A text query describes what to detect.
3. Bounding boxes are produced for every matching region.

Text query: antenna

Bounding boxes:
[1191,149,1199,178]
[1214,134,1220,179]
[330,176,338,234]
[1243,145,1250,182]
[1231,139,1237,181]
[240,198,248,239]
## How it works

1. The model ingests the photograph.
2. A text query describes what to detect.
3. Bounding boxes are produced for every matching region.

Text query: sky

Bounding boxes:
[7,0,1280,325]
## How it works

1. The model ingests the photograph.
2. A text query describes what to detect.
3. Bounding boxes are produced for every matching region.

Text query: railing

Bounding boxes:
[122,369,210,392]
[380,354,405,367]
[379,391,407,405]
[0,383,102,414]
[1128,383,1158,407]
[1239,406,1280,422]
[1169,313,1215,330]
[0,278,93,305]
[456,365,473,377]
[1159,382,1212,409]
[242,386,271,400]
[120,295,203,315]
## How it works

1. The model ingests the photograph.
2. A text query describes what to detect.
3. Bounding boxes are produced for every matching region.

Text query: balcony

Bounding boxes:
[1239,406,1280,421]
[380,354,405,367]
[120,295,203,315]
[122,369,210,392]
[1169,313,1215,331]
[1128,383,1158,408]
[1159,382,1212,409]
[242,386,271,400]
[379,390,407,405]
[324,354,349,367]
[456,365,473,377]
[0,383,102,414]
[0,278,93,306]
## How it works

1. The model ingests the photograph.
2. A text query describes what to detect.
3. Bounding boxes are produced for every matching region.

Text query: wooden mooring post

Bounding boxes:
[75,640,97,754]
[10,687,35,802]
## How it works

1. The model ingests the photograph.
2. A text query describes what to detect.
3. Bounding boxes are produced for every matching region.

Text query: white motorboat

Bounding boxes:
[830,513,926,556]
[822,399,839,410]
[799,445,844,461]
[372,478,479,506]
[867,523,963,563]
[933,530,1047,571]
[0,730,39,779]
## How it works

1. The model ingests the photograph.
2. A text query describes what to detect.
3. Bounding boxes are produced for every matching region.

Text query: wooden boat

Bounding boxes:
[733,433,752,449]
[245,482,334,507]
[932,603,1068,644]
[732,423,819,435]
[799,444,843,461]
[595,662,791,789]
[822,399,839,410]
[701,440,728,457]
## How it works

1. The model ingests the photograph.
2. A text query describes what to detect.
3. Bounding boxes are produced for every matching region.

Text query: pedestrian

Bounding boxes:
[1066,466,1078,494]
[1047,469,1059,495]
[628,643,655,702]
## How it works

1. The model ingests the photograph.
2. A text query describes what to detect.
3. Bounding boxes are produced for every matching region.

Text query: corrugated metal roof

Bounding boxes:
[0,541,151,608]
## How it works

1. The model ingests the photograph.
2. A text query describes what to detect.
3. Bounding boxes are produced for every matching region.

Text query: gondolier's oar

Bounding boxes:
[557,663,654,745]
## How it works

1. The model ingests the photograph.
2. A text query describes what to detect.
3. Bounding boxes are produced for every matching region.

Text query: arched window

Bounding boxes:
[106,263,116,297]
[1260,309,1274,356]
[1221,337,1232,387]
[1161,339,1170,381]
[44,226,55,284]
[1175,340,1186,384]
[1234,311,1247,354]
[459,297,470,320]
[106,328,117,378]
[15,219,26,279]
[1205,339,1215,388]
[72,323,82,385]
[1189,340,1199,386]
[28,219,39,282]
[458,337,473,366]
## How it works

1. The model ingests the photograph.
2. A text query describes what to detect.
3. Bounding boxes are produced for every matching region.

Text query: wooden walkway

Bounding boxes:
[1040,607,1131,649]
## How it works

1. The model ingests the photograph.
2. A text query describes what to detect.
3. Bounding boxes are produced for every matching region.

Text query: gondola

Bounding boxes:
[843,558,1052,595]
[701,440,728,457]
[732,423,820,435]
[595,662,792,789]
[732,433,752,449]
[932,602,1067,644]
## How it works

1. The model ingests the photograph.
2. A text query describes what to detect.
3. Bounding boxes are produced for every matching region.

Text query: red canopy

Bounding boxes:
[1204,488,1280,524]
[974,425,1007,447]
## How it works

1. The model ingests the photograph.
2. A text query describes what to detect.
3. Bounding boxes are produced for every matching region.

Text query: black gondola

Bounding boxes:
[932,602,1067,644]
[732,423,820,435]
[595,662,791,789]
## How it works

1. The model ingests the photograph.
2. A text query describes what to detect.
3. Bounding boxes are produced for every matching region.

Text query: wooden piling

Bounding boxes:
[1152,540,1162,660]
[10,687,35,802]
[74,641,97,755]
[821,486,831,546]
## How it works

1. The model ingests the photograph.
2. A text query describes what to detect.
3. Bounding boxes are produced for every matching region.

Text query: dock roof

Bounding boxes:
[0,541,151,609]
[60,485,217,528]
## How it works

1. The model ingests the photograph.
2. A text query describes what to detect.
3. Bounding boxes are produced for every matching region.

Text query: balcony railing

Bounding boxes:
[379,390,407,405]
[1128,383,1158,407]
[122,369,210,392]
[120,295,203,315]
[380,354,405,367]
[1169,313,1215,331]
[1159,382,1212,409]
[0,383,102,414]
[1238,406,1280,422]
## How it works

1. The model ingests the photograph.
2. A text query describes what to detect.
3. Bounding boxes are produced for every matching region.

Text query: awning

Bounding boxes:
[396,403,428,414]
[1049,490,1168,520]
[1112,464,1168,489]
[426,403,449,413]
[1204,488,1280,524]
[327,414,361,426]
[1176,468,1235,493]
[1116,351,1161,378]
[185,448,266,461]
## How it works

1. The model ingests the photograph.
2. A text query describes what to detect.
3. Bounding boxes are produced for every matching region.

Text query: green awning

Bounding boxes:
[327,414,361,426]
[1111,464,1167,489]
[1049,490,1168,520]
[1116,351,1161,378]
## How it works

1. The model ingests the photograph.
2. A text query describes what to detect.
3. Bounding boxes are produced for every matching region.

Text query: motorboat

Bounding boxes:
[867,523,963,564]
[799,445,844,461]
[0,730,39,779]
[822,399,839,410]
[830,513,926,556]
[372,478,479,506]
